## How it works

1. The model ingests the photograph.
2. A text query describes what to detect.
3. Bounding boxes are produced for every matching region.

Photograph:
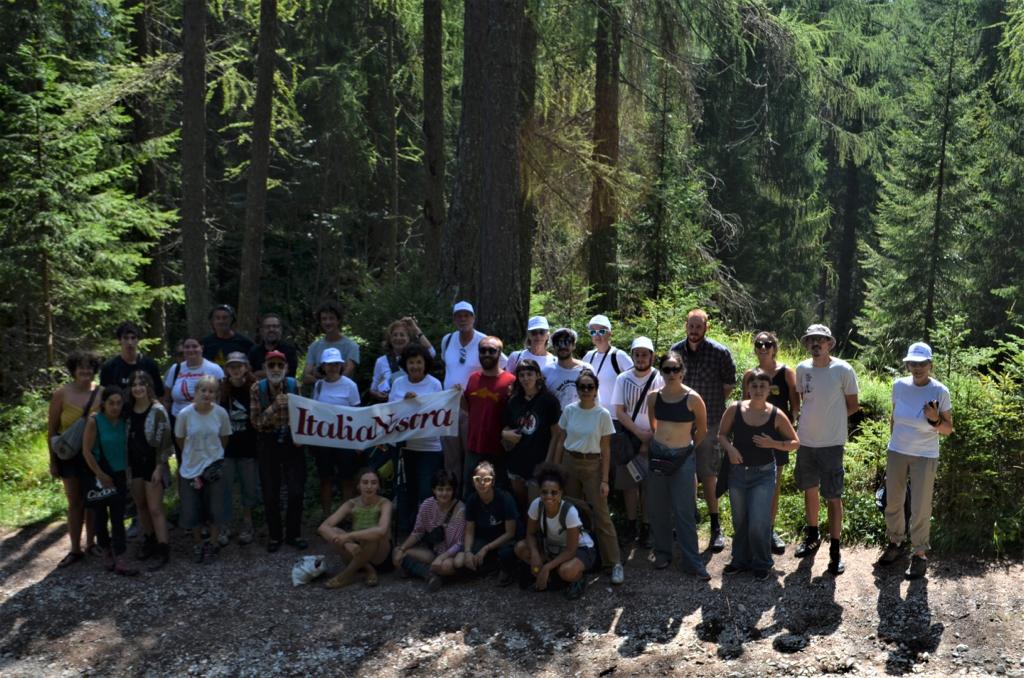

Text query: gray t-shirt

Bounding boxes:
[543,362,585,409]
[796,357,859,447]
[305,336,361,371]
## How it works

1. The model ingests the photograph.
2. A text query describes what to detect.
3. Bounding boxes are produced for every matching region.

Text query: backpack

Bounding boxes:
[258,376,298,410]
[586,347,623,376]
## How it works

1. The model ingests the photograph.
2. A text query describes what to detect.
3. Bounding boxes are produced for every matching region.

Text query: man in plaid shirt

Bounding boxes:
[670,309,736,553]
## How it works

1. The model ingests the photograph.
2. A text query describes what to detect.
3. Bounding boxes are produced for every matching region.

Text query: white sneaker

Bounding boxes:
[611,563,625,585]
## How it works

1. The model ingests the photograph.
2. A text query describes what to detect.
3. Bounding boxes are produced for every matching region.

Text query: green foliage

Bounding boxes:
[0,392,64,527]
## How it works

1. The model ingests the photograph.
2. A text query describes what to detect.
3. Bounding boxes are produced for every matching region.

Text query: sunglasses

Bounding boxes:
[479,347,499,355]
[589,328,609,337]
[754,340,775,349]
[458,347,467,365]
[554,340,575,348]
[472,475,494,484]
[577,383,596,392]
[661,366,682,374]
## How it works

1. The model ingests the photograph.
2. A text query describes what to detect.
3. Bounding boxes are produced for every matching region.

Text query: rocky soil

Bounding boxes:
[1,523,1021,677]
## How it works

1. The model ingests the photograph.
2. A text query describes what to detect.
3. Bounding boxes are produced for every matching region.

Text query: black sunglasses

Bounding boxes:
[529,329,547,336]
[755,340,775,349]
[577,383,596,391]
[479,346,499,355]
[661,366,682,374]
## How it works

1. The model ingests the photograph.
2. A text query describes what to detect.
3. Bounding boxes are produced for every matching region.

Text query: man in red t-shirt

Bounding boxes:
[464,336,516,495]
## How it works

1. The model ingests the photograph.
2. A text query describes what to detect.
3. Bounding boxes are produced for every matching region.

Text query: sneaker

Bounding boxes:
[827,554,845,575]
[266,540,281,553]
[192,544,204,564]
[564,579,586,600]
[203,542,220,563]
[794,533,821,558]
[771,532,786,555]
[217,533,230,548]
[611,563,625,585]
[752,569,770,581]
[877,542,904,566]
[237,528,254,546]
[426,574,443,592]
[285,537,309,551]
[723,562,745,575]
[497,569,514,587]
[687,568,712,582]
[905,555,928,580]
[653,554,670,570]
[709,530,726,553]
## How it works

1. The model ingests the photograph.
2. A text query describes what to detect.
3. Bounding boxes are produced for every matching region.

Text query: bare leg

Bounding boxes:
[804,487,821,527]
[130,479,154,537]
[145,481,169,544]
[701,476,719,514]
[62,477,84,553]
[826,498,843,540]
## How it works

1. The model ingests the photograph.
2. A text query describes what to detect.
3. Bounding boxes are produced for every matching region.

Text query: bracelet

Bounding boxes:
[927,418,940,427]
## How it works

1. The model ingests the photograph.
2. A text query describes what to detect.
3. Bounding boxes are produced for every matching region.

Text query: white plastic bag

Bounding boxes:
[291,555,327,587]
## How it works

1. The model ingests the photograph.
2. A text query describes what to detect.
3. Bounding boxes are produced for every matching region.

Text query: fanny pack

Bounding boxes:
[649,441,694,476]
[421,501,458,550]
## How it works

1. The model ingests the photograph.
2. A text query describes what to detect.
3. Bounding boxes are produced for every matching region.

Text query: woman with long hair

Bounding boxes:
[125,370,173,569]
[501,358,561,513]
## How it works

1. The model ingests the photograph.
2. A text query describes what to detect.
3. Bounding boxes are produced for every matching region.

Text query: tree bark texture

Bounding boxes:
[832,159,860,348]
[422,0,445,284]
[516,1,539,324]
[385,0,399,279]
[181,0,210,338]
[587,0,621,312]
[237,0,277,336]
[443,0,526,341]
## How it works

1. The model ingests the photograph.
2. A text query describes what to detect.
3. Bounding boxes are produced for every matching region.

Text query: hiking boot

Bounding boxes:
[564,579,586,600]
[192,544,204,564]
[709,530,726,553]
[113,556,139,577]
[148,543,170,572]
[794,529,821,558]
[203,542,220,563]
[723,562,745,575]
[827,554,845,575]
[285,537,309,551]
[136,534,156,561]
[653,554,670,570]
[771,532,786,555]
[752,568,770,581]
[905,555,928,580]
[877,542,905,566]
[611,563,625,585]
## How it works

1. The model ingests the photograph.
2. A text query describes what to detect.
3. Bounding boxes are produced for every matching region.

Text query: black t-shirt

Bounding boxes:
[248,341,299,377]
[99,355,165,398]
[502,390,561,479]
[465,489,519,543]
[222,381,257,458]
[201,333,255,367]
[127,407,151,458]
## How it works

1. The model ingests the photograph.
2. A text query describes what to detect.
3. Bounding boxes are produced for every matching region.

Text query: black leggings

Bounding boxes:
[93,470,128,556]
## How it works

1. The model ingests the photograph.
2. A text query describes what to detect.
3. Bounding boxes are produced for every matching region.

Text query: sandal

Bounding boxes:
[365,571,379,587]
[57,551,85,568]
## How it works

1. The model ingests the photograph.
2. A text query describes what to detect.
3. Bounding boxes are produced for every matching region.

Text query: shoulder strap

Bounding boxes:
[386,353,400,373]
[286,377,298,395]
[630,372,657,422]
[558,500,571,534]
[769,404,778,426]
[172,361,181,385]
[81,387,99,421]
[610,348,622,375]
[442,332,453,355]
[258,380,270,410]
[313,380,323,400]
[442,500,458,526]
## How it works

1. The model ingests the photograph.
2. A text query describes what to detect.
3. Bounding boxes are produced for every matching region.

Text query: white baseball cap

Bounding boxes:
[452,300,475,315]
[630,336,655,353]
[588,314,612,330]
[902,342,933,363]
[320,347,344,364]
[527,316,550,332]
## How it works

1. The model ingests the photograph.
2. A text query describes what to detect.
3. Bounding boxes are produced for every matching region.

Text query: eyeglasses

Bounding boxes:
[479,347,499,355]
[472,475,494,484]
[540,489,561,497]
[458,347,467,364]
[754,340,775,350]
[529,329,547,336]
[554,340,574,348]
[577,383,596,392]
[589,328,609,337]
[661,366,682,374]
[806,336,828,344]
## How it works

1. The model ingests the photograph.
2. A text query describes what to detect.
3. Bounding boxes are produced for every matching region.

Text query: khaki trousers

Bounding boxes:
[563,454,621,567]
[884,451,938,553]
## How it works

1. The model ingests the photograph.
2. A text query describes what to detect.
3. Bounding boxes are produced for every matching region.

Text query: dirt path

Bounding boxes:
[0,523,1021,677]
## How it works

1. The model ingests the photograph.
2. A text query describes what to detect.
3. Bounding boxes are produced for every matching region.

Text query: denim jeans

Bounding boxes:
[646,440,704,574]
[222,457,261,524]
[728,462,776,570]
[398,448,445,534]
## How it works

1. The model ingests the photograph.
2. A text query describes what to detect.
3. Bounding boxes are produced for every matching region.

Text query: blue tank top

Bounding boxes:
[94,414,128,473]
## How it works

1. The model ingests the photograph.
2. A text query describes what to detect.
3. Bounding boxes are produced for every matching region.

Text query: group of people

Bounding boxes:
[47,300,952,591]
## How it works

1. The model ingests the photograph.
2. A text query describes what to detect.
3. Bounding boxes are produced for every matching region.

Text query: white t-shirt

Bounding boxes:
[888,376,951,459]
[372,346,438,395]
[314,376,361,407]
[506,348,556,374]
[438,330,507,390]
[389,375,444,452]
[164,360,225,417]
[305,336,361,370]
[796,357,859,447]
[174,404,231,479]
[558,402,614,455]
[543,362,585,409]
[611,369,664,431]
[582,347,633,419]
[528,497,595,552]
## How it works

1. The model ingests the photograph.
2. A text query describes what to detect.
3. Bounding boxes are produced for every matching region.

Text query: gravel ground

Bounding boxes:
[0,523,1021,677]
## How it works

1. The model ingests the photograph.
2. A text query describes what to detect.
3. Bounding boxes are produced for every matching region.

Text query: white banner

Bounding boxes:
[287,390,461,450]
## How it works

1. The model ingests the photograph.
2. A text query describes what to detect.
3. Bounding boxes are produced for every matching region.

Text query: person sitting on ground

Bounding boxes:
[392,470,465,592]
[175,375,231,564]
[219,352,259,546]
[456,461,519,585]
[741,330,800,555]
[645,351,710,580]
[718,369,799,580]
[81,387,138,576]
[318,468,393,589]
[369,316,435,402]
[125,371,173,570]
[514,463,597,599]
[48,350,101,568]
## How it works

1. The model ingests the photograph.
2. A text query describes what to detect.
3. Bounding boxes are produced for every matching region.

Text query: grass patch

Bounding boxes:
[0,394,66,528]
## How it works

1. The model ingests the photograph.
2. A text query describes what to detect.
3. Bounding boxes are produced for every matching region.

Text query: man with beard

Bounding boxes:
[670,309,737,553]
[610,337,663,546]
[202,304,254,367]
[250,350,307,552]
[542,328,587,409]
[248,313,298,378]
[794,324,859,575]
[463,336,517,494]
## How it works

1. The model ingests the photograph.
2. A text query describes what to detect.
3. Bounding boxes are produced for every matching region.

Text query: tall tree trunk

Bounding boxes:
[517,1,539,321]
[587,0,621,312]
[443,0,526,340]
[237,0,277,335]
[181,0,210,338]
[422,0,445,285]
[832,160,860,347]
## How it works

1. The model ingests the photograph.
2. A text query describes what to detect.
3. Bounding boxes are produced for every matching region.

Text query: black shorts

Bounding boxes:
[129,447,158,482]
[56,453,90,480]
[313,447,365,482]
